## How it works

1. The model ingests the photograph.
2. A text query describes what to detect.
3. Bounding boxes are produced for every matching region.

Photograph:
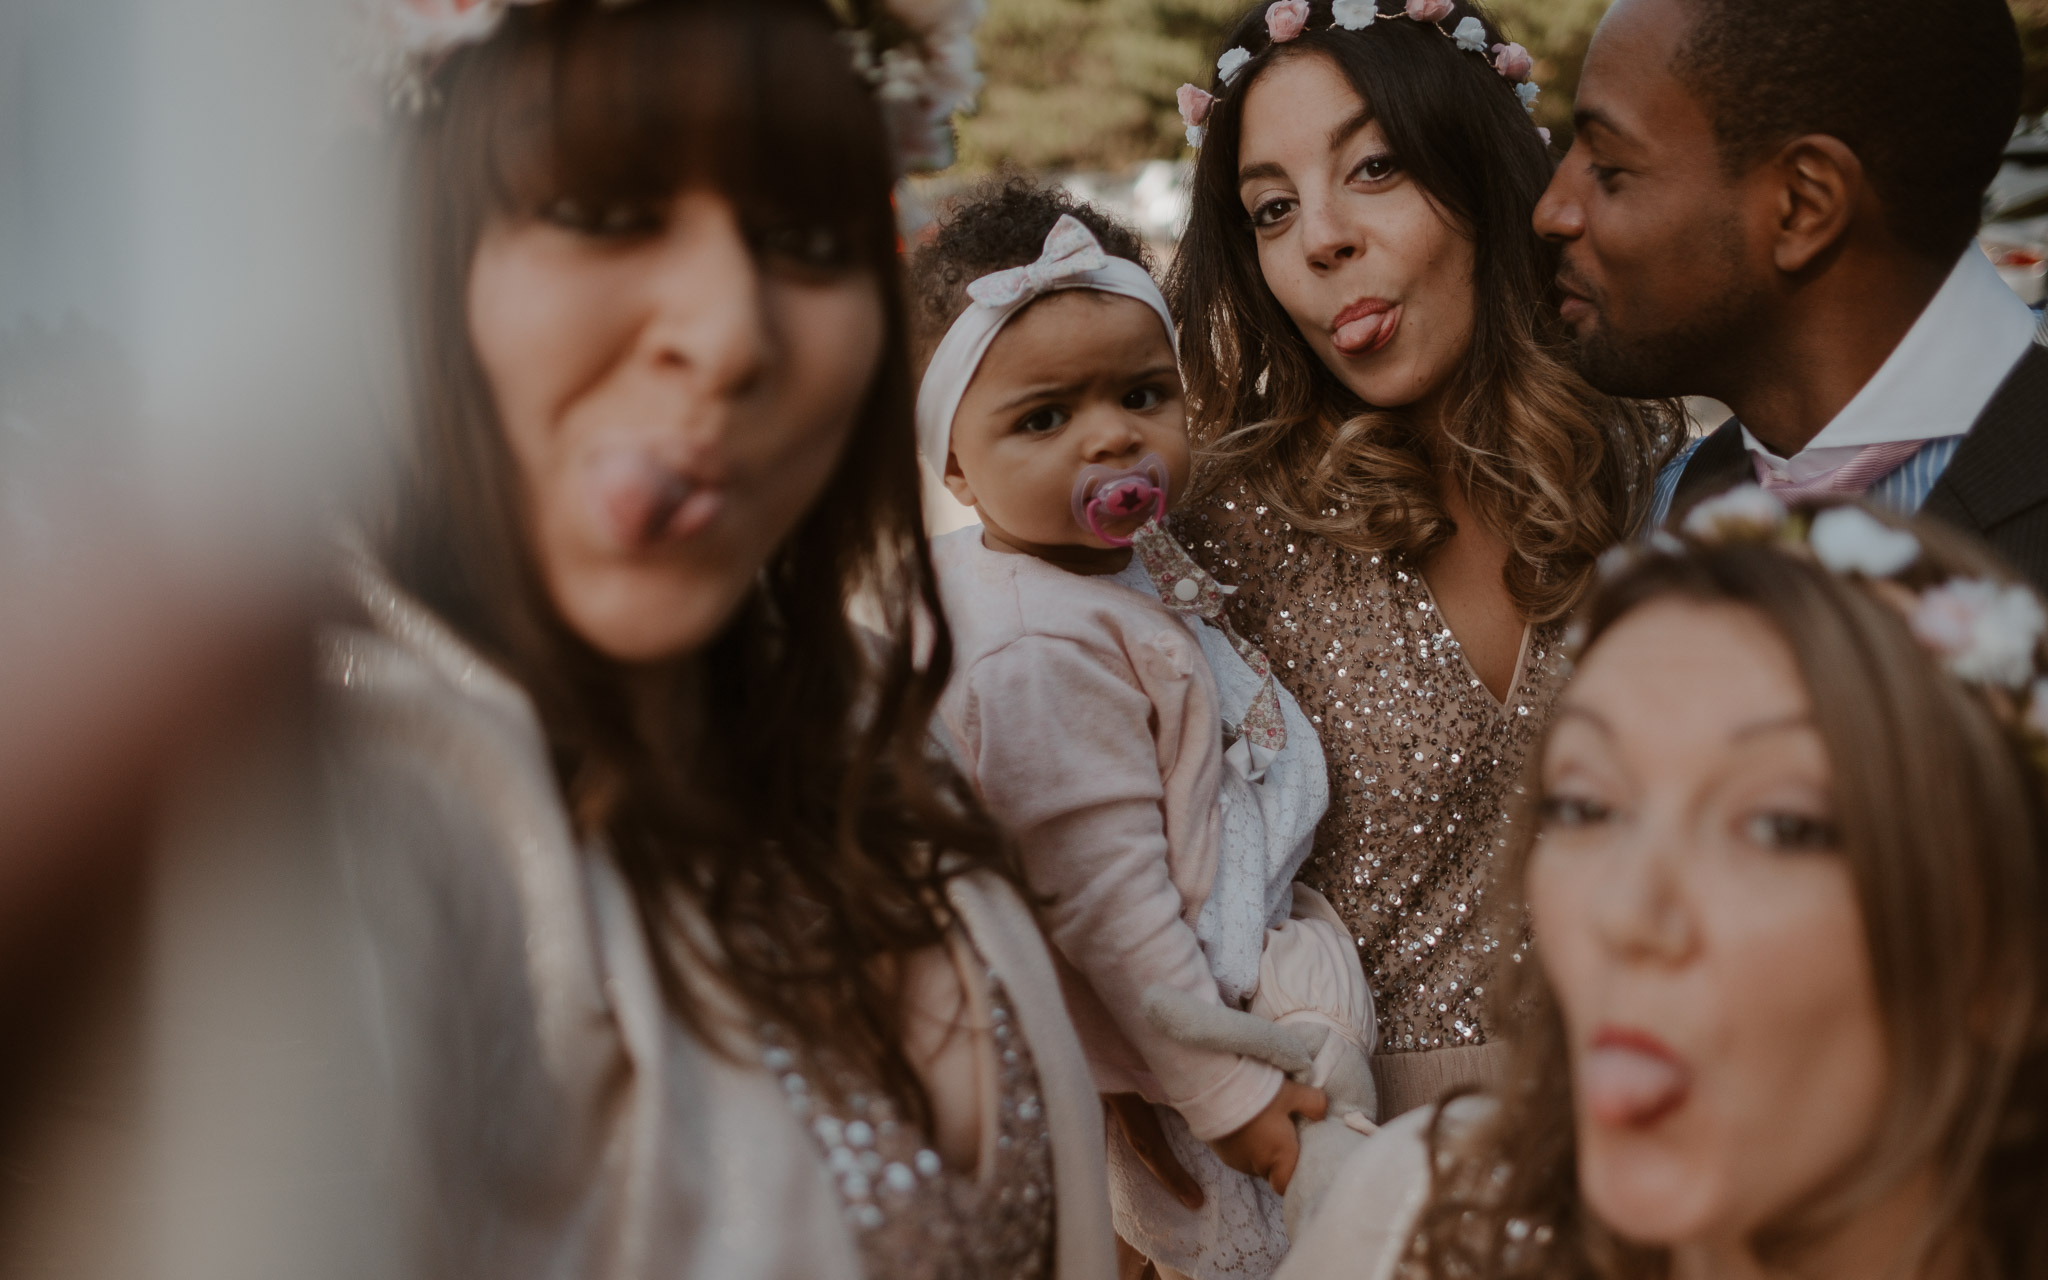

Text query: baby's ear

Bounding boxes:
[941,450,977,509]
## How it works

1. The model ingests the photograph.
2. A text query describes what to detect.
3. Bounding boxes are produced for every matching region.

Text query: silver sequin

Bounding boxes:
[762,971,1054,1279]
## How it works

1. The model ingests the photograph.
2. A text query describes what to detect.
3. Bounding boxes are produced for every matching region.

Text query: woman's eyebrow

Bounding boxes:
[1550,703,1616,740]
[1237,160,1288,186]
[1327,107,1374,151]
[1730,713,1817,743]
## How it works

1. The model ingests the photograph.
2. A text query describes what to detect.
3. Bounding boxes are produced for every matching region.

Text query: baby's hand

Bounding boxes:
[1206,1079,1328,1194]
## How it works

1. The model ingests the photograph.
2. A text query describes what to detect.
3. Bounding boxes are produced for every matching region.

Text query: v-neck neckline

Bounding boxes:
[1410,566,1533,715]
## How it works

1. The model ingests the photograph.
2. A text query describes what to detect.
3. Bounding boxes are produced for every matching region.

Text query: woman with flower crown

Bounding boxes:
[323,2,1113,1277]
[1270,493,2048,1278]
[1163,0,1679,1126]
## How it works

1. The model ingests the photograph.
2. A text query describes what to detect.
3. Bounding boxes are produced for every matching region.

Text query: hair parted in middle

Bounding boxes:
[1413,505,2048,1277]
[1170,0,1680,625]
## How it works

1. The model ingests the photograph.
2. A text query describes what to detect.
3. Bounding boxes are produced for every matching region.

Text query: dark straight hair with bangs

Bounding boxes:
[1171,0,1677,624]
[379,0,1011,1127]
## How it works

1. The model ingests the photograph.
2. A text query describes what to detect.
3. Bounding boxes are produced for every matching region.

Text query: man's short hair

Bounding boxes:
[1675,0,2022,262]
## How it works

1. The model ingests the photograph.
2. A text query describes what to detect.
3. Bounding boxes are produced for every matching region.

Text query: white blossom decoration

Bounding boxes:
[1911,579,2048,690]
[1452,16,1488,52]
[1516,80,1541,111]
[1217,46,1253,83]
[1681,484,1789,542]
[366,0,987,172]
[1808,506,1921,578]
[383,0,525,59]
[1332,0,1378,29]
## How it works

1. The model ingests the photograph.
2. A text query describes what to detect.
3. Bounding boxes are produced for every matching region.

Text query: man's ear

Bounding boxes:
[941,448,977,509]
[1767,134,1864,275]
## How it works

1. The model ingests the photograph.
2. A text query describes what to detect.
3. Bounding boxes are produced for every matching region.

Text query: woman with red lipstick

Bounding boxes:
[1276,496,2048,1278]
[1168,0,1678,1121]
[318,2,1116,1277]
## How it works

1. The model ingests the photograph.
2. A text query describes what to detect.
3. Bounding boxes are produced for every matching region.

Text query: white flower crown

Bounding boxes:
[1179,0,1544,148]
[1605,486,2048,767]
[365,0,983,172]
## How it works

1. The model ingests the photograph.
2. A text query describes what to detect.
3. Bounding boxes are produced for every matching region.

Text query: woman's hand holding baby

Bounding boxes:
[1209,1078,1328,1194]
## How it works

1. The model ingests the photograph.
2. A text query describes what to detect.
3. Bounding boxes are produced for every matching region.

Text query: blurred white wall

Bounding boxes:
[0,3,399,1278]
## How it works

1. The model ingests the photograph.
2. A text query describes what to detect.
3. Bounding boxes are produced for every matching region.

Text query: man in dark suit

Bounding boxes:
[1532,0,2048,592]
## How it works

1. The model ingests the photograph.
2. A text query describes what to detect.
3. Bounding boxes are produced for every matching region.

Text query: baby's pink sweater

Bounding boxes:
[932,529,1283,1141]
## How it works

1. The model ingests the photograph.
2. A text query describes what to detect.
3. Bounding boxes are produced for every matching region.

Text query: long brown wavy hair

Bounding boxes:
[1169,0,1679,624]
[376,0,1013,1126]
[1414,508,2048,1276]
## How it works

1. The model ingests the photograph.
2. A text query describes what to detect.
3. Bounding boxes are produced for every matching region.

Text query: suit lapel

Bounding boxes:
[1921,343,2048,531]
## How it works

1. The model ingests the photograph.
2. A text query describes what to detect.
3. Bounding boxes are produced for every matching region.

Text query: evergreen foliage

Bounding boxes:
[954,0,2048,173]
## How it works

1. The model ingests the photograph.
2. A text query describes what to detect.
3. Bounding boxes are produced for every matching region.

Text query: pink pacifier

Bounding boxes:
[1070,453,1170,547]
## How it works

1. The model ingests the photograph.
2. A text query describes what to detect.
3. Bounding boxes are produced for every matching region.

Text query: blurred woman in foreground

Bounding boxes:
[1278,494,2048,1278]
[321,2,1112,1276]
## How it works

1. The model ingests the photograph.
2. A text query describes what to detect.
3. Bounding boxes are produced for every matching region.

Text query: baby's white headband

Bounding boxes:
[914,214,1178,471]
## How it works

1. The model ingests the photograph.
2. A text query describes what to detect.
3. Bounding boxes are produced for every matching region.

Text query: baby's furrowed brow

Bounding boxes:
[988,380,1088,413]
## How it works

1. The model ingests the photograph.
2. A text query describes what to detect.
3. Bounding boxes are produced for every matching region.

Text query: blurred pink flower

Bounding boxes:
[1405,0,1455,23]
[1178,83,1216,128]
[1266,0,1311,41]
[1912,579,2046,689]
[1537,126,1552,145]
[1491,42,1533,81]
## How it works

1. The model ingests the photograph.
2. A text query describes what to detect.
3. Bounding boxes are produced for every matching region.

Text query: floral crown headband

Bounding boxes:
[1603,486,2048,772]
[365,0,983,172]
[1178,0,1543,149]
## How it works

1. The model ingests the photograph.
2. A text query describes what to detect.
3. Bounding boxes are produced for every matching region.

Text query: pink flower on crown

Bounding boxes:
[1405,0,1455,23]
[1491,42,1533,82]
[1178,83,1216,129]
[1911,578,2048,690]
[1266,0,1311,41]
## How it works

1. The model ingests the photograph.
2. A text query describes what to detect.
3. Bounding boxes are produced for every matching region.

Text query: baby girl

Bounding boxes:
[910,182,1376,1279]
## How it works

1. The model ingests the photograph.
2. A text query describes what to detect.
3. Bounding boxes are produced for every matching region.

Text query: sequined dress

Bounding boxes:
[1177,483,1564,1073]
[762,968,1056,1280]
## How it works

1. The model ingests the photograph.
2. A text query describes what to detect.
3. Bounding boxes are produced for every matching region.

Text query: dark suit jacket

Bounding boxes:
[1668,343,2048,597]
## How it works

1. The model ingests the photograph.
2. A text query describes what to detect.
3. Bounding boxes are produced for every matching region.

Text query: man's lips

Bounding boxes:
[1582,1026,1691,1128]
[1554,271,1598,325]
[1331,298,1401,356]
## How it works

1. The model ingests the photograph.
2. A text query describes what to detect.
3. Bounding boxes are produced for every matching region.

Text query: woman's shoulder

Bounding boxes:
[1274,1096,1500,1280]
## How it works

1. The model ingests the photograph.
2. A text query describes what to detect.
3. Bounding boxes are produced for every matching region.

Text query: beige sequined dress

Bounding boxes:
[1177,483,1564,1113]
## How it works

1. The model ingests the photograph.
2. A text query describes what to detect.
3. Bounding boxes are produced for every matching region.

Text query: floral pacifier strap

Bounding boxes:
[1130,521,1287,762]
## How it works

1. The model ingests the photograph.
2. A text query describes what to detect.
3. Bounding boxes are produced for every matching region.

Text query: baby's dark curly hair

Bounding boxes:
[906,176,1151,367]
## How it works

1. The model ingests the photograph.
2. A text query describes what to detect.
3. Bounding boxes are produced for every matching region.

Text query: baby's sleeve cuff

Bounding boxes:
[1173,1055,1285,1142]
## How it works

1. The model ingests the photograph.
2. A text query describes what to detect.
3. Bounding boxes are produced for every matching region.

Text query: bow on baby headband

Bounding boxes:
[915,215,1177,470]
